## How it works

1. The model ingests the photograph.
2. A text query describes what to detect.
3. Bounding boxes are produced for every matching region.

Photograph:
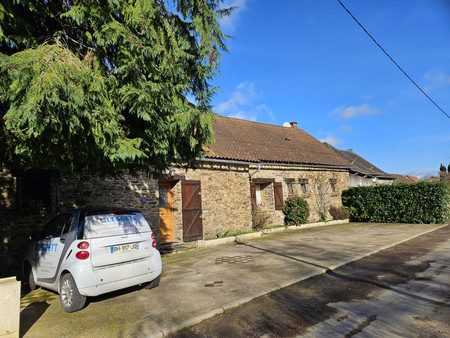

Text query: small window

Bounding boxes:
[330,178,338,196]
[159,185,169,208]
[255,184,264,206]
[43,214,73,238]
[287,183,295,196]
[285,178,295,196]
[299,178,309,196]
[18,170,52,210]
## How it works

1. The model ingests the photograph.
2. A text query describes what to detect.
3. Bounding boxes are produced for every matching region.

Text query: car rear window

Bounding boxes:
[83,212,151,238]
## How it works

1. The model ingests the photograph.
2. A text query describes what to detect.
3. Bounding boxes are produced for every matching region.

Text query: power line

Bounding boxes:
[337,0,450,120]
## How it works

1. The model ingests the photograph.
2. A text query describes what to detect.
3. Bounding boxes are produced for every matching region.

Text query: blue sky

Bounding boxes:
[212,0,450,177]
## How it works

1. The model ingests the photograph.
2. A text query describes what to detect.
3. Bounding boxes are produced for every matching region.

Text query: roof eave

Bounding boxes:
[200,157,353,170]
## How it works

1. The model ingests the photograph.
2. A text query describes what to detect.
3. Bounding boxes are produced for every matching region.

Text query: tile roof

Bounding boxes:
[205,116,352,167]
[405,175,421,182]
[390,174,413,183]
[324,143,394,179]
[390,174,421,183]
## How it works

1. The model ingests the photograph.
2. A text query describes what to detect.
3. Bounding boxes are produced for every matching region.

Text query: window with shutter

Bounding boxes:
[250,182,265,207]
[274,182,283,210]
[255,184,264,206]
[250,182,256,208]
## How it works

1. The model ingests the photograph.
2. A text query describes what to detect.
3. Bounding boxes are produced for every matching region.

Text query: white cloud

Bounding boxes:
[227,111,257,121]
[331,104,378,119]
[255,104,275,121]
[215,81,273,122]
[219,0,248,33]
[339,125,352,134]
[215,81,255,115]
[423,70,450,92]
[319,135,343,146]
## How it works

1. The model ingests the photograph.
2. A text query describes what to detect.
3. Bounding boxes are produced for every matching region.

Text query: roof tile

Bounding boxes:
[206,116,351,167]
[324,143,394,179]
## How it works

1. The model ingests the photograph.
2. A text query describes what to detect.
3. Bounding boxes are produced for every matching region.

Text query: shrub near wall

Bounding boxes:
[283,196,310,225]
[342,182,450,224]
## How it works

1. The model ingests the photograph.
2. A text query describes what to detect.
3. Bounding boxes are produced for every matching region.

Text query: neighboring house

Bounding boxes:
[391,174,421,183]
[1,116,352,250]
[406,174,421,183]
[324,143,395,187]
[440,172,450,182]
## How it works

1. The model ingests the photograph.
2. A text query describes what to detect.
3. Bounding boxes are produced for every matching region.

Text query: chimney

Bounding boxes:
[289,122,298,128]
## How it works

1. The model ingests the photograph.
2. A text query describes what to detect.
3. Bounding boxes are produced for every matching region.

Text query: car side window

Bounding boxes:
[42,214,73,238]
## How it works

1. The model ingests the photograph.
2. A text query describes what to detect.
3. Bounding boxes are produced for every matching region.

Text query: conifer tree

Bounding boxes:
[0,0,232,175]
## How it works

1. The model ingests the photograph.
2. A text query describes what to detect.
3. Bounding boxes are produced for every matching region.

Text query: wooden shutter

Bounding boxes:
[250,182,256,209]
[274,182,284,210]
[181,180,203,242]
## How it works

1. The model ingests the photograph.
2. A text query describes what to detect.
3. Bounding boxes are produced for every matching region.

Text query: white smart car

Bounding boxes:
[23,208,162,312]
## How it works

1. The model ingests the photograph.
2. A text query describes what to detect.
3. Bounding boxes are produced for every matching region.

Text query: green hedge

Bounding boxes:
[342,181,450,224]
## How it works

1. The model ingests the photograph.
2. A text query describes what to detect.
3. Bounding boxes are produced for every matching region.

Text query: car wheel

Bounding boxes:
[144,275,161,290]
[59,273,87,313]
[27,266,36,291]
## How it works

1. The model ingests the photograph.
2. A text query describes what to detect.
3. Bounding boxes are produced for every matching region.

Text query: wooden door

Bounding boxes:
[181,180,203,242]
[159,182,174,242]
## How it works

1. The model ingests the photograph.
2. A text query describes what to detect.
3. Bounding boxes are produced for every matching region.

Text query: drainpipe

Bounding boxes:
[249,163,261,178]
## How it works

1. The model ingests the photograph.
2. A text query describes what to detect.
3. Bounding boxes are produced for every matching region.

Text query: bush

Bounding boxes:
[283,196,310,225]
[252,207,273,230]
[329,205,350,220]
[342,181,450,224]
[216,230,232,238]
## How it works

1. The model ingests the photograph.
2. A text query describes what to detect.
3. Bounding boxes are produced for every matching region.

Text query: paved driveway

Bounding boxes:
[20,222,445,337]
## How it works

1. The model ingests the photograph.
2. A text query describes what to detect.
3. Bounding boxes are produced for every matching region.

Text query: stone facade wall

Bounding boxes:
[251,165,350,224]
[0,169,16,212]
[170,162,253,240]
[0,169,54,278]
[1,162,351,275]
[56,173,160,234]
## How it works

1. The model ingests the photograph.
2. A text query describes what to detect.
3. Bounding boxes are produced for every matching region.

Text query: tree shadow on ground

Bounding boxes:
[20,302,50,336]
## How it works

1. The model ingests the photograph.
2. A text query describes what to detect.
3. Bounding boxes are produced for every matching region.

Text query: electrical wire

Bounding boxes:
[337,0,450,120]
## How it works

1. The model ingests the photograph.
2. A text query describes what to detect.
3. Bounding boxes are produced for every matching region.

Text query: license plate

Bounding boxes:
[110,243,139,254]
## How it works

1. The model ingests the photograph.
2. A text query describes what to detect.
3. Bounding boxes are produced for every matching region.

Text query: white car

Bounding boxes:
[23,208,162,312]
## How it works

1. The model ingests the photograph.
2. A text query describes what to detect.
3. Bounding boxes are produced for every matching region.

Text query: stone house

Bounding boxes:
[1,116,352,272]
[152,117,352,244]
[324,143,395,186]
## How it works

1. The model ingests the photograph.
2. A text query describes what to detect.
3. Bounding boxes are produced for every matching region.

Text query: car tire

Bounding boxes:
[144,275,161,290]
[27,266,36,291]
[59,273,87,313]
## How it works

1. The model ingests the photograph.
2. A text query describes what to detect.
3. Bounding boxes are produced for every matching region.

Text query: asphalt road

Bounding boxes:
[170,225,450,338]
